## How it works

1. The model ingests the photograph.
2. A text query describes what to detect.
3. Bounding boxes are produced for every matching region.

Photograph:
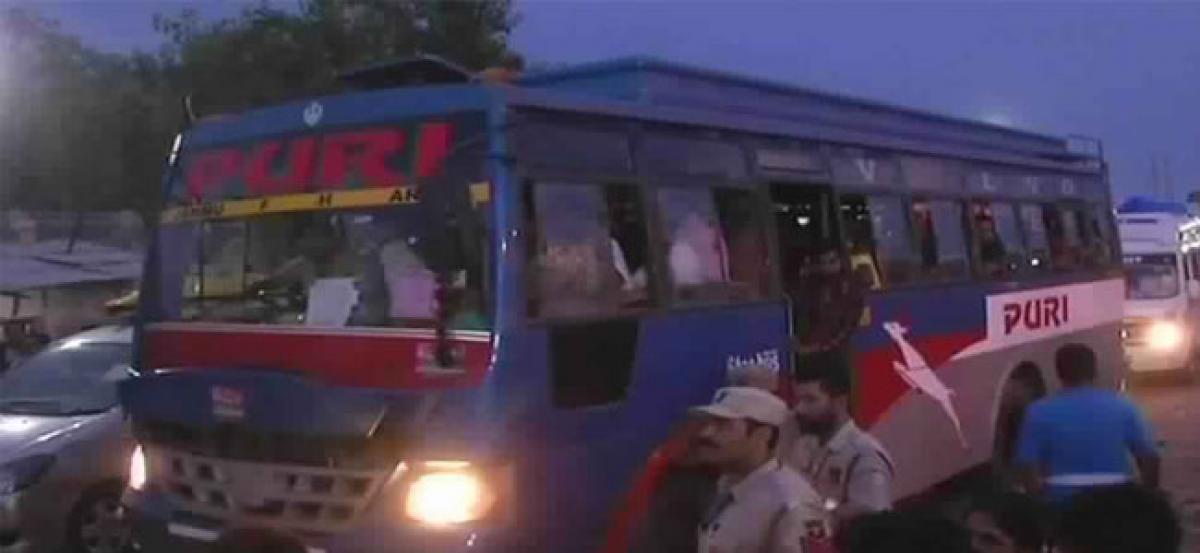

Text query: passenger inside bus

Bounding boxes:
[661,187,768,302]
[379,238,437,322]
[911,199,969,281]
[971,204,1011,277]
[1043,206,1081,271]
[1019,204,1051,270]
[772,185,870,354]
[183,211,487,329]
[527,183,650,318]
[256,215,357,295]
[667,211,730,287]
[839,195,893,286]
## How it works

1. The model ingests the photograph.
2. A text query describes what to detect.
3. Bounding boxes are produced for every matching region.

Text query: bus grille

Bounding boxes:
[133,419,399,470]
[147,446,392,533]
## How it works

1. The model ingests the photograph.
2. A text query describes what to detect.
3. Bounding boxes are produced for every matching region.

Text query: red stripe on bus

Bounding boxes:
[144,328,492,390]
[853,330,986,428]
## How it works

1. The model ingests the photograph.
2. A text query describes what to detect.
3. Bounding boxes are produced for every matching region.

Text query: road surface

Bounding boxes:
[1132,378,1200,547]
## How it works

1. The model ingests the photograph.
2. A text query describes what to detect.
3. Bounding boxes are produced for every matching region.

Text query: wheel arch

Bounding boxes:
[989,361,1048,459]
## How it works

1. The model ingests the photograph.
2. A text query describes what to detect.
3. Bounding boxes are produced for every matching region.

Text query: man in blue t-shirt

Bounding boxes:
[1015,343,1160,504]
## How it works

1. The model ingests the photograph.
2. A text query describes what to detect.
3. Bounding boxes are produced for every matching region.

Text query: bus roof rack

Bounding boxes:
[339,54,474,90]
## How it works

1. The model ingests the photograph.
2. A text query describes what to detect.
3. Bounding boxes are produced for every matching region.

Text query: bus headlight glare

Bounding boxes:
[128,445,147,491]
[1148,321,1185,351]
[404,470,495,526]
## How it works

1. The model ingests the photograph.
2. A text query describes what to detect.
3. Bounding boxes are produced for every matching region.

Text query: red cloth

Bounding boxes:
[599,436,691,553]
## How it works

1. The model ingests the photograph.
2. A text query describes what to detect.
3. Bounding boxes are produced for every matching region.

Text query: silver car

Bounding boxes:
[0,326,134,553]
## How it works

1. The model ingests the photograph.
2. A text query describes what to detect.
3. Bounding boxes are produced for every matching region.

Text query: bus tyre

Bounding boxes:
[66,482,133,553]
[991,366,1044,491]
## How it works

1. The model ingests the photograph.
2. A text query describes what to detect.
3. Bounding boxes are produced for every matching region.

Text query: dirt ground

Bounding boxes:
[1132,377,1200,550]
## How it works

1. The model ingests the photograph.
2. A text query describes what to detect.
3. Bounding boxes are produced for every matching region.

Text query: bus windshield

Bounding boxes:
[161,207,488,330]
[1123,254,1179,300]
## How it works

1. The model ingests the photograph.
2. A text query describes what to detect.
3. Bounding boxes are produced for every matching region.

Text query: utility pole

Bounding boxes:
[1150,156,1162,197]
[1164,156,1175,201]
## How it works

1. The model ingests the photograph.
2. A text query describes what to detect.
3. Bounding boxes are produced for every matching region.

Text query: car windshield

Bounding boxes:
[1124,254,1180,300]
[0,341,131,416]
[160,207,488,330]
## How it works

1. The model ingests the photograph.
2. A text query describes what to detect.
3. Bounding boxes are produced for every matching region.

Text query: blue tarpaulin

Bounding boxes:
[1115,196,1190,216]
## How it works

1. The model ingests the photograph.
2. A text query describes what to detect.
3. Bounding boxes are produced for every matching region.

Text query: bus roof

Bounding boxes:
[522,57,1066,150]
[179,56,1101,177]
[503,58,1097,175]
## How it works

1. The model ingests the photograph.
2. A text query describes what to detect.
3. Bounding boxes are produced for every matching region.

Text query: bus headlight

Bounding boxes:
[128,445,147,491]
[404,466,496,526]
[1148,321,1185,351]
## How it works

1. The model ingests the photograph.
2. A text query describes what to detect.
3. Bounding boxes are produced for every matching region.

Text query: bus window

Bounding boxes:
[1043,205,1083,271]
[1085,204,1116,267]
[658,186,769,303]
[526,182,652,319]
[970,202,1026,278]
[840,194,916,287]
[911,199,969,281]
[1019,204,1051,271]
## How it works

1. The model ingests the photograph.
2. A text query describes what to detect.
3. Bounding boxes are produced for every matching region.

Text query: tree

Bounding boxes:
[0,0,518,217]
[154,0,517,115]
[0,8,177,217]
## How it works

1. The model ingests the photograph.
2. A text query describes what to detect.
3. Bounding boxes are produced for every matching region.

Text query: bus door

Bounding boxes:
[770,183,847,354]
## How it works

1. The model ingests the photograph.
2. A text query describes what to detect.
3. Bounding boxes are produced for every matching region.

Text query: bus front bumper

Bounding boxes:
[124,489,508,553]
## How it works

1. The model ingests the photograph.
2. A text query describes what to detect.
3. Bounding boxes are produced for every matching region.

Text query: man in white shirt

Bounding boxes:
[690,387,833,553]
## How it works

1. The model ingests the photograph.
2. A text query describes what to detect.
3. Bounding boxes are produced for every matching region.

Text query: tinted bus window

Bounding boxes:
[1019,204,1051,271]
[841,195,916,286]
[1073,205,1113,268]
[525,182,652,318]
[513,122,633,174]
[659,186,769,303]
[970,202,1026,278]
[912,200,969,281]
[1044,204,1084,271]
[642,135,747,180]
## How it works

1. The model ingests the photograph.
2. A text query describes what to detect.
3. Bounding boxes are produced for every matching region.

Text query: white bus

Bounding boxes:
[1118,199,1200,376]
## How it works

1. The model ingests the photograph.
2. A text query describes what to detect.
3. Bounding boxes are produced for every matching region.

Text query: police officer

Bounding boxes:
[690,387,833,553]
[780,354,894,529]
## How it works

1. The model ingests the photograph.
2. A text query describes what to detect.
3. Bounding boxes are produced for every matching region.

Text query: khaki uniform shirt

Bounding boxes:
[779,421,894,517]
[697,459,833,553]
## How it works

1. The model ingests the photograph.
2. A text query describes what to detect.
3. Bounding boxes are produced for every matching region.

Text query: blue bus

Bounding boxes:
[120,57,1123,553]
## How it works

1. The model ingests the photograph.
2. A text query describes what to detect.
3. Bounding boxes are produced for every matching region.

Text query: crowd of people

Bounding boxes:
[615,342,1182,553]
